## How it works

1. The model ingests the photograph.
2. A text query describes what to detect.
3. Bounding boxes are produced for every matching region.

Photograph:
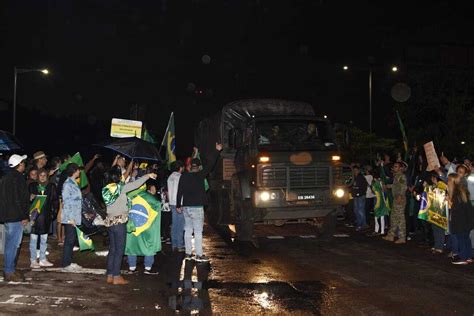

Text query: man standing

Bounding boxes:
[0,154,30,281]
[168,160,185,252]
[384,162,408,244]
[176,143,222,262]
[33,151,48,170]
[350,165,368,231]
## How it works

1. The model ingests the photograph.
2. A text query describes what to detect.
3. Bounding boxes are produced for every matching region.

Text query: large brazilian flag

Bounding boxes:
[125,190,162,256]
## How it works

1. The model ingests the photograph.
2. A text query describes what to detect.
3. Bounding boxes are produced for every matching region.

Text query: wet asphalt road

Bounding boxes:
[1,222,474,315]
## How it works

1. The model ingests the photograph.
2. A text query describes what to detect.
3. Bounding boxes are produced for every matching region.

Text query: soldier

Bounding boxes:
[383,161,408,244]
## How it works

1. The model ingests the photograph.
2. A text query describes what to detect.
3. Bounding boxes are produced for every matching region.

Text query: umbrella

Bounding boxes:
[0,130,24,152]
[95,137,162,161]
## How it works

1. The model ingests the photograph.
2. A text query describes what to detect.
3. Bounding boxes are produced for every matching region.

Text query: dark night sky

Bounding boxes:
[0,0,472,156]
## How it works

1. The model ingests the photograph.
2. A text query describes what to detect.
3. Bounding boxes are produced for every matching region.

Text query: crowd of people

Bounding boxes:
[347,147,474,265]
[0,143,222,283]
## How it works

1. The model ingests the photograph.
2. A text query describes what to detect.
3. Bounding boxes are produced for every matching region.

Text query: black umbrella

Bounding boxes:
[95,137,162,161]
[0,130,24,152]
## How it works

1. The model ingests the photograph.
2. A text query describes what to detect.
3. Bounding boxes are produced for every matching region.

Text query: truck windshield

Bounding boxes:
[256,119,335,151]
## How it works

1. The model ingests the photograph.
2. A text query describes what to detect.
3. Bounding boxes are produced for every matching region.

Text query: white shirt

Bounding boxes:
[167,171,182,206]
[365,175,375,198]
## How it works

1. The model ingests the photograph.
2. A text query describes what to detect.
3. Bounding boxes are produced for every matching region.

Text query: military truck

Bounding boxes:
[195,99,350,241]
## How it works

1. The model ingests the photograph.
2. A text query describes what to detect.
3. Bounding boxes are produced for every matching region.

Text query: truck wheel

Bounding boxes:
[318,212,337,239]
[235,200,253,241]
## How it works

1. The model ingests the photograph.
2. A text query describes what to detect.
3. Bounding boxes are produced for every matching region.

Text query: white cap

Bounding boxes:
[8,154,27,168]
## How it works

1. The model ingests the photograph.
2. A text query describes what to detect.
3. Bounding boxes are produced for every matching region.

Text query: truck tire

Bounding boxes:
[318,211,337,239]
[231,176,254,241]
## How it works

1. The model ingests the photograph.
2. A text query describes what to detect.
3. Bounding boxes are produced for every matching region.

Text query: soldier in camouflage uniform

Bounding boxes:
[383,162,408,244]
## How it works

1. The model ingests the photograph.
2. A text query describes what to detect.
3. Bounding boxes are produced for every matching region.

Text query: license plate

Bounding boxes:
[297,194,315,200]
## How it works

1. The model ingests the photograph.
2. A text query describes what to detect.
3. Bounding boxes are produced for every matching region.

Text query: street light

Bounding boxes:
[343,65,349,70]
[392,66,398,72]
[12,67,49,135]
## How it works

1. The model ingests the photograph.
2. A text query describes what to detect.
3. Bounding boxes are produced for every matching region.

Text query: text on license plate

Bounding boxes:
[297,194,315,200]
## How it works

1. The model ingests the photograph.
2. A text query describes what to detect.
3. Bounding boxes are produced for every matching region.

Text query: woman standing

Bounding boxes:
[60,163,83,271]
[28,168,59,268]
[102,165,156,285]
[448,173,474,265]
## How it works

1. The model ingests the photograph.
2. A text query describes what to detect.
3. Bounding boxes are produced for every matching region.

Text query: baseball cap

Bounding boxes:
[33,151,46,160]
[8,154,27,168]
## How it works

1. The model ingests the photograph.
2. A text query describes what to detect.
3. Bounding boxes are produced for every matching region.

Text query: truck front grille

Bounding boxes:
[260,165,330,188]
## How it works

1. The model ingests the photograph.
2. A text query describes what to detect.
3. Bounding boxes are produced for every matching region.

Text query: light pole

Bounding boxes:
[13,67,49,135]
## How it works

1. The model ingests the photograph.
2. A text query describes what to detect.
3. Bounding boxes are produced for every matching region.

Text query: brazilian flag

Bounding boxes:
[125,190,162,256]
[59,152,89,189]
[29,195,47,223]
[372,180,390,217]
[418,189,429,221]
[161,112,176,167]
[75,226,95,251]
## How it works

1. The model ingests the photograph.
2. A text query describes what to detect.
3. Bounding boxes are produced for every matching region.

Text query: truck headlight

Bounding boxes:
[260,191,271,201]
[334,188,345,198]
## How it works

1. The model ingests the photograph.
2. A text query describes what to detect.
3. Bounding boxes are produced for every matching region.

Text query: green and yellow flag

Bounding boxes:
[396,110,409,160]
[125,190,162,256]
[75,226,95,251]
[372,180,390,217]
[29,195,47,223]
[59,152,89,189]
[418,184,448,230]
[161,112,176,167]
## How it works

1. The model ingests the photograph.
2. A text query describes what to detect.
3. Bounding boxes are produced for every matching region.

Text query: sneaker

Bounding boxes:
[452,260,469,265]
[383,235,394,242]
[195,255,209,262]
[73,246,80,252]
[184,254,194,261]
[39,259,54,267]
[394,239,406,244]
[125,268,137,275]
[406,236,412,241]
[30,260,41,269]
[144,268,159,275]
[63,263,82,271]
[4,272,24,282]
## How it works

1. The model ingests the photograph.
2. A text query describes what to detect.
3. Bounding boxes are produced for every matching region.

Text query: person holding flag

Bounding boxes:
[126,180,162,275]
[102,166,157,285]
[28,168,59,268]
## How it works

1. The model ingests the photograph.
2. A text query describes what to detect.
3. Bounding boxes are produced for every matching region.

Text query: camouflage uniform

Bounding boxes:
[387,172,407,240]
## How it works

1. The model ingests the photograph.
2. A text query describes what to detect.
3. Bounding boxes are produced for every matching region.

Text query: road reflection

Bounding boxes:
[167,252,212,314]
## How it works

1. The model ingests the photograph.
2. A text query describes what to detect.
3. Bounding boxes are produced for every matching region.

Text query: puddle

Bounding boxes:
[206,280,325,313]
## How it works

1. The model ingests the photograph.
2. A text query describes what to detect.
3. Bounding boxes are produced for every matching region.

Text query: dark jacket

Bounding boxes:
[0,169,30,223]
[450,199,474,234]
[351,173,368,198]
[176,150,220,208]
[28,182,59,235]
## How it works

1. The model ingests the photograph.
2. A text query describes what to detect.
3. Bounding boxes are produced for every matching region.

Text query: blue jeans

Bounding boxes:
[63,224,77,267]
[432,224,445,251]
[454,232,472,260]
[171,205,185,249]
[353,196,367,228]
[30,233,48,262]
[107,223,126,277]
[183,207,204,256]
[127,255,154,269]
[3,222,24,274]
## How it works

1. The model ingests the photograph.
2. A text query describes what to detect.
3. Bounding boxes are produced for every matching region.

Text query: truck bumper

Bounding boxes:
[254,205,341,221]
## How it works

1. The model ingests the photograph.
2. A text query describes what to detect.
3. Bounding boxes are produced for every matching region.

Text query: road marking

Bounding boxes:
[31,267,107,275]
[0,294,87,306]
[333,234,350,238]
[267,236,285,239]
